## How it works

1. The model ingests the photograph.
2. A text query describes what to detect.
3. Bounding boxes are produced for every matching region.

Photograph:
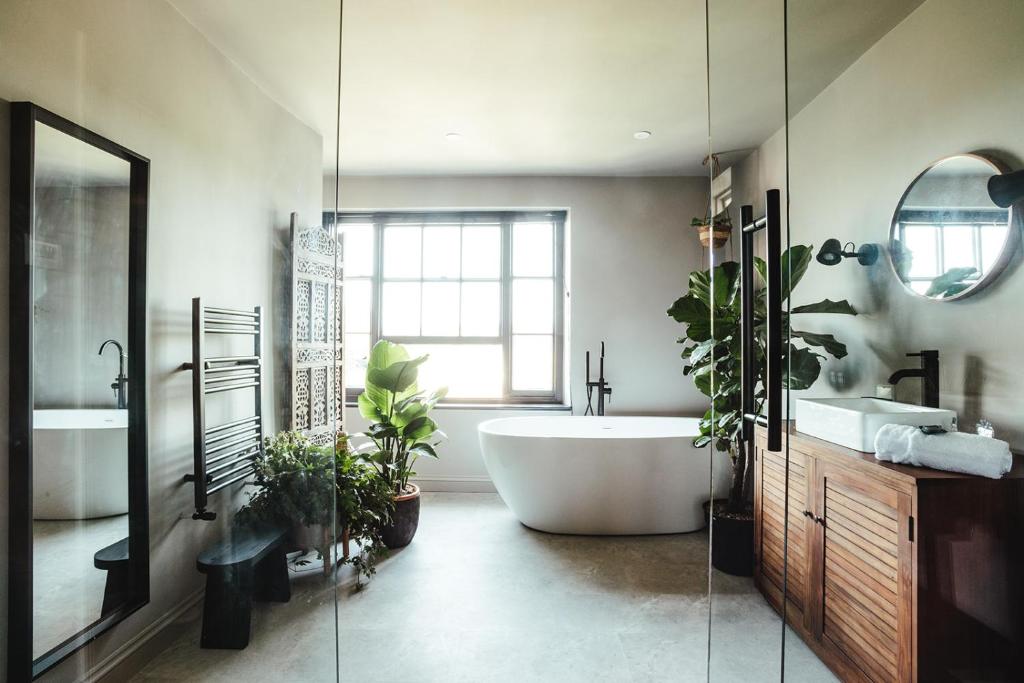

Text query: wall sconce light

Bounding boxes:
[816,238,879,266]
[988,169,1024,208]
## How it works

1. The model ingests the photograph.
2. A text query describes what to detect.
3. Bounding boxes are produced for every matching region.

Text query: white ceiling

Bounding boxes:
[169,0,924,176]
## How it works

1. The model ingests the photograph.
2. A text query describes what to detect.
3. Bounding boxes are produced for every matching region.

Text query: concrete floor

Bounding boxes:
[129,493,835,682]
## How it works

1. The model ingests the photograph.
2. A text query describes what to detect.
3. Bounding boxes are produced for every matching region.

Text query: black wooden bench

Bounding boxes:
[94,537,131,616]
[196,525,291,649]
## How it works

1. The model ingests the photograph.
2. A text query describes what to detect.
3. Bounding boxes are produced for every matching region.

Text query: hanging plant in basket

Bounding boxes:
[691,210,733,248]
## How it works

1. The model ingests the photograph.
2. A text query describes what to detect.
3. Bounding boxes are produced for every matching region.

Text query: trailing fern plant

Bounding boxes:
[667,245,857,514]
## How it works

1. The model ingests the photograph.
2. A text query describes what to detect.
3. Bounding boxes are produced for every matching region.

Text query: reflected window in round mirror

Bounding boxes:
[888,154,1018,300]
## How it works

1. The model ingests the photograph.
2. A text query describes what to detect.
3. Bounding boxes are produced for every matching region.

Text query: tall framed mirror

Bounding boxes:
[8,102,149,680]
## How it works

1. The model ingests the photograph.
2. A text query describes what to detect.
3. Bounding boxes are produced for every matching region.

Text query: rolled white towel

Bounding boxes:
[874,424,1012,479]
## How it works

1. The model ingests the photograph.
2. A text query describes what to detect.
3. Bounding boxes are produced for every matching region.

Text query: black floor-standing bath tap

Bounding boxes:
[99,339,129,409]
[585,342,612,416]
[888,350,939,408]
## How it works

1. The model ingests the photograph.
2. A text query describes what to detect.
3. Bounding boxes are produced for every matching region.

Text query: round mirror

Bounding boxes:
[889,154,1017,300]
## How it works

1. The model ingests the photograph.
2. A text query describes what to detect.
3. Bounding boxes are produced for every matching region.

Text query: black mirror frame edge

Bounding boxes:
[8,102,150,682]
[886,152,1020,302]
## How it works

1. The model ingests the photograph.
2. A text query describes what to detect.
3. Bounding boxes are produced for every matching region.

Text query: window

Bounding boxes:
[331,211,566,404]
[896,208,1010,294]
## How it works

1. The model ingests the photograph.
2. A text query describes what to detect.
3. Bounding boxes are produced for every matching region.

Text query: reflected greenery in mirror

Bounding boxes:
[889,154,1016,300]
[668,245,857,510]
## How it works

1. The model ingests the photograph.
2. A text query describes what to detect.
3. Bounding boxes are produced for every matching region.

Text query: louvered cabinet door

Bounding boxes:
[755,442,812,620]
[812,464,913,683]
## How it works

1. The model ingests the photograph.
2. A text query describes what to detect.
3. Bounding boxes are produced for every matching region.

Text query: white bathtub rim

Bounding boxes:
[33,408,128,430]
[478,415,701,441]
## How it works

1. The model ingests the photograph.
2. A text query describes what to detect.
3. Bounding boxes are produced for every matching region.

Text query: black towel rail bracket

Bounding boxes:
[739,190,782,453]
[182,297,264,520]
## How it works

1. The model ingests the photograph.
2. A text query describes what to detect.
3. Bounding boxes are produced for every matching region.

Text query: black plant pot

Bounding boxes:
[381,484,421,549]
[704,499,754,577]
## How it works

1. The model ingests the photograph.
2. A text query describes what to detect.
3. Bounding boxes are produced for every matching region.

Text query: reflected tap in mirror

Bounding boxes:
[99,338,128,409]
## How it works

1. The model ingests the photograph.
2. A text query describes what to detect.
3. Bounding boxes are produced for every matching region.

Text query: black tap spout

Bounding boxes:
[888,350,939,408]
[99,339,128,409]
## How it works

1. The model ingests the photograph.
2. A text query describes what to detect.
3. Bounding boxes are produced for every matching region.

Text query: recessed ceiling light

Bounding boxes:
[444,132,463,141]
[633,130,652,140]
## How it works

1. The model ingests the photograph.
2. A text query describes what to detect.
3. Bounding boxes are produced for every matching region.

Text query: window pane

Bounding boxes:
[461,225,500,278]
[383,225,421,278]
[941,224,975,271]
[343,279,372,333]
[340,223,374,277]
[345,333,371,388]
[421,282,460,336]
[513,222,553,276]
[980,224,1009,274]
[512,335,553,391]
[512,279,553,333]
[902,225,938,278]
[422,225,461,279]
[381,282,420,335]
[404,343,503,399]
[460,282,499,336]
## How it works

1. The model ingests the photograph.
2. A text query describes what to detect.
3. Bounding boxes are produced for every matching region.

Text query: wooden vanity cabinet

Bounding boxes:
[753,426,1024,683]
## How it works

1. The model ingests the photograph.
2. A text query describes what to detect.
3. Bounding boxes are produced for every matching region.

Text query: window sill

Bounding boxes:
[344,401,572,412]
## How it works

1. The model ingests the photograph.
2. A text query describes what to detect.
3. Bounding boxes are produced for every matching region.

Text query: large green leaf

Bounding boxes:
[784,345,822,390]
[686,317,712,343]
[791,298,858,315]
[401,415,438,441]
[357,391,386,422]
[791,330,848,359]
[667,293,709,324]
[689,269,712,307]
[925,267,978,298]
[781,245,813,299]
[713,262,740,308]
[363,340,412,412]
[366,355,428,395]
[689,338,715,366]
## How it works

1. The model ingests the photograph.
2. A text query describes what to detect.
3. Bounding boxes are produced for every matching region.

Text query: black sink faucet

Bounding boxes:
[585,342,612,416]
[99,339,128,410]
[888,350,939,408]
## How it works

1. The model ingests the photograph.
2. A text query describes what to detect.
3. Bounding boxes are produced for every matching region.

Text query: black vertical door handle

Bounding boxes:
[765,189,782,452]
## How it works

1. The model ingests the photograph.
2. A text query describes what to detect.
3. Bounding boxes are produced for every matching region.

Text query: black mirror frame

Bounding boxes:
[7,102,150,681]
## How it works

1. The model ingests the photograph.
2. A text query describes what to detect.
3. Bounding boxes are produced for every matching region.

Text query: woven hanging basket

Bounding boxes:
[695,223,732,248]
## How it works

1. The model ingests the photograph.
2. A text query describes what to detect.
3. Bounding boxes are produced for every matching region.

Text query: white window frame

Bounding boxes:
[330,210,567,406]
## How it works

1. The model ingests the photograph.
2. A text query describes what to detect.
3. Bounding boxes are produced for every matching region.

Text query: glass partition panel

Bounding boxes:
[1,0,343,679]
[706,0,795,680]
[784,1,1024,681]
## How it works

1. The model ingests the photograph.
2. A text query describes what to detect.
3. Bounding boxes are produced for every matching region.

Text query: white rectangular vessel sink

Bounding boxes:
[796,398,957,453]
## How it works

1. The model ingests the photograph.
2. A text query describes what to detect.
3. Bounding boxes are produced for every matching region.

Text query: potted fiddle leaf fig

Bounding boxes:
[667,244,856,575]
[356,340,446,549]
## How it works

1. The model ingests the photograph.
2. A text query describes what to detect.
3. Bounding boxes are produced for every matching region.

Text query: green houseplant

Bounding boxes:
[667,244,856,573]
[237,431,393,583]
[356,340,446,549]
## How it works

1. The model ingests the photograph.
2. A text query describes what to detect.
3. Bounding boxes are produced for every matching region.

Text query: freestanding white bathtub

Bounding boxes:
[33,409,129,520]
[479,416,729,535]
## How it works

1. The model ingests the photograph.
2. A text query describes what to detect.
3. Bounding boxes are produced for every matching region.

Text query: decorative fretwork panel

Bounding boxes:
[290,215,344,444]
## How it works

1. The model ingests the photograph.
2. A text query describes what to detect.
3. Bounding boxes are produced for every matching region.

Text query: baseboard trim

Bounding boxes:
[413,474,496,493]
[83,587,204,683]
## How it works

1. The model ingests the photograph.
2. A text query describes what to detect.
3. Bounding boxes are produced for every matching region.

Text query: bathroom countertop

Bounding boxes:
[756,423,1024,484]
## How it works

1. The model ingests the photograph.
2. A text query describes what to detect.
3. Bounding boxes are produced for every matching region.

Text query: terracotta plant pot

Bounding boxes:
[381,483,421,549]
[696,223,732,248]
[703,499,754,577]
